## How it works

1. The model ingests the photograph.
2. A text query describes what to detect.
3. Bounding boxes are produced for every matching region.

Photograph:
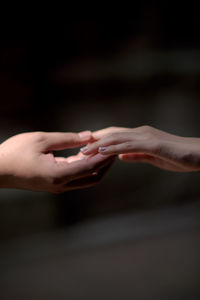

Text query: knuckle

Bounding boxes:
[141,125,152,132]
[144,132,154,140]
[108,126,117,131]
[65,132,79,144]
[125,141,133,150]
[68,132,79,141]
[150,139,161,153]
[33,131,46,143]
[109,132,119,140]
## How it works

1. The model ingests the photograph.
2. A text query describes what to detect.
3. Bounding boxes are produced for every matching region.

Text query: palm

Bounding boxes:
[54,152,85,164]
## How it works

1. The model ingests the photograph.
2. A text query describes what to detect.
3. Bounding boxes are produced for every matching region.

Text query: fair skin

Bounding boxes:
[81,126,200,172]
[0,131,115,193]
[1,126,200,194]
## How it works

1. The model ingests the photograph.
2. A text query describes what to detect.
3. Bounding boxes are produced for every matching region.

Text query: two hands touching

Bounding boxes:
[0,126,200,193]
[82,126,200,173]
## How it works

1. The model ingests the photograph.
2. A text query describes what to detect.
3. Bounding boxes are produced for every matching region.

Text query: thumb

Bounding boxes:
[43,131,92,151]
[119,153,149,162]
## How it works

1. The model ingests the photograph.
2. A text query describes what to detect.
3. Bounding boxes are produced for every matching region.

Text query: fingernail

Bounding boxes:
[99,147,107,152]
[78,131,91,140]
[79,155,86,160]
[80,146,89,153]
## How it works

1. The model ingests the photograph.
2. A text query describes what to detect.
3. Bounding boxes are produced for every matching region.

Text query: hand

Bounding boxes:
[0,131,115,193]
[80,126,200,172]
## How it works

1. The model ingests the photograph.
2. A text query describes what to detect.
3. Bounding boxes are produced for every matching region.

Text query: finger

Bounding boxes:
[43,131,92,151]
[65,156,82,163]
[80,133,134,155]
[121,154,168,169]
[92,126,155,140]
[92,127,130,140]
[119,153,186,172]
[55,153,116,182]
[55,155,83,164]
[65,152,85,163]
[119,153,151,161]
[55,152,85,164]
[65,160,114,190]
[119,153,167,168]
[55,157,68,163]
[91,141,155,155]
[119,153,161,163]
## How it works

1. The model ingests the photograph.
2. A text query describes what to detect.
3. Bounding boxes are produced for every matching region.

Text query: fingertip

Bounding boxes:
[98,147,117,156]
[80,146,89,154]
[92,132,100,140]
[78,130,92,141]
[80,146,99,155]
[118,154,133,162]
[98,147,107,152]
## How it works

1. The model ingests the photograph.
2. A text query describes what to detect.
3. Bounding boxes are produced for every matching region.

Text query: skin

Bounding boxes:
[0,131,115,193]
[80,126,200,172]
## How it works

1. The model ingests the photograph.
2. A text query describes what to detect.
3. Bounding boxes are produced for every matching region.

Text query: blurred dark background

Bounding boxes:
[0,3,200,300]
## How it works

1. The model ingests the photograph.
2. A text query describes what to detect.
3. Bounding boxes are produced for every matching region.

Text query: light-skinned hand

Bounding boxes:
[0,131,115,193]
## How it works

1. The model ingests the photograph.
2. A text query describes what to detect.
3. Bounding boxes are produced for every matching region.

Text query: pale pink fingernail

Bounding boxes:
[80,146,89,153]
[78,131,91,140]
[99,147,107,152]
[79,155,86,160]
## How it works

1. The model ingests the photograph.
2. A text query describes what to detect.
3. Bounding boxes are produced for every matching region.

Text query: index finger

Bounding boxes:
[92,127,129,140]
[43,131,92,151]
[80,133,132,155]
